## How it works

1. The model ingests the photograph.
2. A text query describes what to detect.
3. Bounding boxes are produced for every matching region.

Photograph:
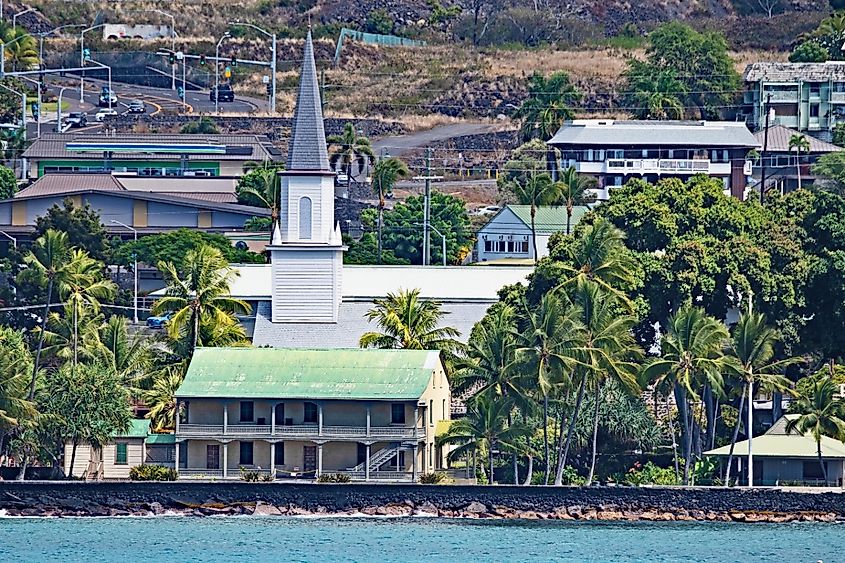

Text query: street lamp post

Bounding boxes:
[1,33,34,77]
[214,32,231,115]
[39,24,85,73]
[0,82,26,134]
[0,230,16,249]
[228,21,276,113]
[80,24,107,103]
[428,224,447,266]
[12,7,35,28]
[110,220,139,324]
[18,75,40,138]
[56,85,70,133]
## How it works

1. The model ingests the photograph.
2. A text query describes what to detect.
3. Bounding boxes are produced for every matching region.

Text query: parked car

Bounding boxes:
[127,100,145,114]
[98,87,117,107]
[64,112,88,128]
[94,108,118,122]
[335,172,349,186]
[146,312,172,329]
[209,83,234,102]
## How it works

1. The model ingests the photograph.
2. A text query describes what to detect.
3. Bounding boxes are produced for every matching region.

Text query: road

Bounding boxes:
[372,122,499,156]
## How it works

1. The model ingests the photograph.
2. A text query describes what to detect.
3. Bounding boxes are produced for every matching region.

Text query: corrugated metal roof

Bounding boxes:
[15,173,125,197]
[145,433,175,444]
[753,125,842,153]
[287,30,330,171]
[177,347,440,400]
[744,62,845,83]
[548,120,760,148]
[504,204,590,234]
[22,133,279,162]
[157,192,238,204]
[117,419,150,439]
[705,415,845,458]
[116,176,238,194]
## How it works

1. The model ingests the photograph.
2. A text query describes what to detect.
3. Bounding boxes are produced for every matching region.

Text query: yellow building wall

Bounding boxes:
[11,201,25,226]
[197,211,212,228]
[133,200,148,228]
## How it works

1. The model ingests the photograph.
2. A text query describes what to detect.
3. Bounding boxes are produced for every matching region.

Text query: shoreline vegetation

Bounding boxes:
[1,483,842,523]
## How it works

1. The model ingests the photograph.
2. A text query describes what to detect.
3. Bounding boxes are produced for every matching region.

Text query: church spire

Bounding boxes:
[287,29,330,171]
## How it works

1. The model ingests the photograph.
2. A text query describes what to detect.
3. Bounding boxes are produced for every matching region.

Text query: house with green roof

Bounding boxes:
[704,415,845,487]
[475,204,591,263]
[62,419,176,480]
[174,347,451,481]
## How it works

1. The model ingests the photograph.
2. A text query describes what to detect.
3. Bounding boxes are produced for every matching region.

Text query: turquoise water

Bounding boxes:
[0,517,839,562]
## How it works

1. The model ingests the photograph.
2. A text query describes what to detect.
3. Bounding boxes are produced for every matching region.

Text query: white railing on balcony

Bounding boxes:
[177,424,423,440]
[832,92,845,103]
[339,470,414,481]
[764,91,799,103]
[605,159,710,175]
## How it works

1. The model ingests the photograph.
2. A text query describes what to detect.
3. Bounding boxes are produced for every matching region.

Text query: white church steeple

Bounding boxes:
[268,30,345,323]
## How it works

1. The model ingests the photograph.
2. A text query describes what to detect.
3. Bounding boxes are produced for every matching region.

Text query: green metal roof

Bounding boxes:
[506,205,590,235]
[177,348,441,400]
[705,415,845,459]
[117,419,150,439]
[145,433,176,445]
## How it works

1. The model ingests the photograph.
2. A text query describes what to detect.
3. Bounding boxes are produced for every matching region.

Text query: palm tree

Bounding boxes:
[517,292,585,484]
[515,71,581,141]
[359,288,463,364]
[152,245,251,355]
[371,157,410,264]
[788,134,810,191]
[557,167,597,235]
[786,379,845,486]
[94,316,154,388]
[506,172,564,263]
[438,392,530,485]
[327,123,375,192]
[623,61,686,120]
[0,328,35,446]
[2,28,38,71]
[144,367,185,432]
[555,280,641,486]
[723,312,794,485]
[21,229,71,399]
[642,306,729,484]
[237,167,281,228]
[58,249,117,367]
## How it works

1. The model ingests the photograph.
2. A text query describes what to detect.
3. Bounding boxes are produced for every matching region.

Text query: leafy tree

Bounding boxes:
[427,0,462,38]
[503,172,563,263]
[515,71,580,141]
[833,123,845,147]
[2,26,37,71]
[621,61,685,119]
[380,191,471,265]
[343,231,410,265]
[371,157,410,264]
[327,123,374,191]
[0,327,35,446]
[786,378,845,485]
[115,228,265,267]
[365,9,393,34]
[93,316,153,388]
[0,164,16,199]
[0,77,30,124]
[236,167,280,227]
[180,116,219,134]
[811,152,845,195]
[789,41,829,63]
[152,244,251,355]
[359,288,463,365]
[144,367,185,432]
[34,199,108,262]
[497,139,548,191]
[244,216,272,232]
[625,23,740,119]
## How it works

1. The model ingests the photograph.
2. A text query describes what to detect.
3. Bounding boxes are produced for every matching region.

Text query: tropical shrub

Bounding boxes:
[317,473,352,483]
[240,467,262,482]
[623,462,679,486]
[558,465,586,486]
[419,472,446,484]
[129,464,177,481]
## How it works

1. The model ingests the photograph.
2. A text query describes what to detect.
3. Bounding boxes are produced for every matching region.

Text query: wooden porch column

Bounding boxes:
[222,441,229,479]
[270,442,276,478]
[412,444,418,482]
[423,440,428,474]
[318,403,324,437]
[365,443,371,481]
[396,444,401,471]
[174,400,180,434]
[366,404,371,437]
[270,403,276,436]
[316,442,323,477]
[223,401,228,436]
[414,406,419,436]
[174,442,180,478]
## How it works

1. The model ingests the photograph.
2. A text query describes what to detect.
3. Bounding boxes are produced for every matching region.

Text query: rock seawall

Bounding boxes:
[1,483,843,521]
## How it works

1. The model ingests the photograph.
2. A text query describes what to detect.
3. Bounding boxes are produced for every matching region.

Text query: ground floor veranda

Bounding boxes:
[175,438,445,481]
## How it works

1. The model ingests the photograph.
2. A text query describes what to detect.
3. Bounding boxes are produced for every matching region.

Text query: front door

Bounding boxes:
[275,403,285,425]
[303,445,317,472]
[206,445,220,470]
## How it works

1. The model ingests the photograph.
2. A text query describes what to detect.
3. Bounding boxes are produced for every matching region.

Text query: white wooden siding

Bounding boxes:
[63,440,145,479]
[271,249,342,322]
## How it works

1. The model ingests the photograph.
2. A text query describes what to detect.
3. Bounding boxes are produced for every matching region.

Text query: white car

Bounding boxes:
[95,108,118,122]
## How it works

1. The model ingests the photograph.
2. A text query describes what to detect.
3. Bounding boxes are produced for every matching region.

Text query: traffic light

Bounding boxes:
[224,66,231,79]
[177,86,184,100]
[82,48,91,62]
[230,56,237,67]
[31,102,39,119]
[199,54,206,66]
[266,83,272,96]
[168,52,176,64]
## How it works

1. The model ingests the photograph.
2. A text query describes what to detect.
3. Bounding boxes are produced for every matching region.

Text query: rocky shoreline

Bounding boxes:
[2,482,844,522]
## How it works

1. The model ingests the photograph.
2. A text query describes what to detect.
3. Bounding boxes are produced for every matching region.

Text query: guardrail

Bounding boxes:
[605,159,710,174]
[178,424,424,440]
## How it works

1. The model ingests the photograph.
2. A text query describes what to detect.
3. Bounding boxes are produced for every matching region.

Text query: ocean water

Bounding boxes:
[0,516,839,562]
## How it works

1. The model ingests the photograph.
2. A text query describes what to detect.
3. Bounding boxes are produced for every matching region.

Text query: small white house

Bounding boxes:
[475,204,590,263]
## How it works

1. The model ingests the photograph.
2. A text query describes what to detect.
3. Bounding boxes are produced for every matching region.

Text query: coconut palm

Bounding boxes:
[3,28,38,71]
[641,306,729,484]
[623,61,686,120]
[505,172,564,263]
[236,167,280,228]
[152,244,251,355]
[371,157,410,264]
[93,315,154,388]
[517,292,585,484]
[788,134,810,191]
[144,367,185,432]
[21,229,72,399]
[723,312,794,485]
[786,379,845,486]
[555,280,641,486]
[438,392,530,485]
[557,166,597,235]
[515,71,580,142]
[327,123,375,191]
[0,328,35,440]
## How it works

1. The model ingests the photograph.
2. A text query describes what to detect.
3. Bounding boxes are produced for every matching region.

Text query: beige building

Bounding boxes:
[175,347,451,481]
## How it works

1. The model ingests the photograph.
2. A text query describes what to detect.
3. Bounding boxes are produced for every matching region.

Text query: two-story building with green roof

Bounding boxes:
[174,348,451,481]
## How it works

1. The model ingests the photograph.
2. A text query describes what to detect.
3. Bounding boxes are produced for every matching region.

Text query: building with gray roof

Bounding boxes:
[548,120,759,199]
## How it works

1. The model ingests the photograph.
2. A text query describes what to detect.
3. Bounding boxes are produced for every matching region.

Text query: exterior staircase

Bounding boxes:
[350,443,401,472]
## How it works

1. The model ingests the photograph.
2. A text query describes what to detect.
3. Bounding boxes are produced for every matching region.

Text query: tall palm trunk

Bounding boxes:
[666,395,680,481]
[542,393,549,485]
[817,439,828,486]
[73,302,79,368]
[377,191,385,265]
[489,439,495,485]
[723,384,747,486]
[29,277,53,400]
[796,148,802,191]
[523,455,533,486]
[555,374,586,485]
[703,385,716,450]
[68,440,78,479]
[585,383,602,486]
[191,306,200,354]
[674,384,693,485]
[530,205,539,264]
[566,200,573,235]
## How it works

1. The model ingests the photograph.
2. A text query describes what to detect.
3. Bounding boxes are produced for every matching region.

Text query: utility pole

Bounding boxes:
[759,93,772,205]
[747,293,754,487]
[423,148,431,266]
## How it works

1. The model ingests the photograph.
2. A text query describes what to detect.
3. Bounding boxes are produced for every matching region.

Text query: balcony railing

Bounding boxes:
[605,159,711,175]
[177,423,424,440]
[764,91,799,103]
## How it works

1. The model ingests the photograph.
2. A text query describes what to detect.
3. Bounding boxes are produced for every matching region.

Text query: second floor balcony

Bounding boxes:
[177,423,424,441]
[605,158,712,175]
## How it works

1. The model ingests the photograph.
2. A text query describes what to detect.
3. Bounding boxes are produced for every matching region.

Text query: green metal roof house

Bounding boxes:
[174,347,451,481]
